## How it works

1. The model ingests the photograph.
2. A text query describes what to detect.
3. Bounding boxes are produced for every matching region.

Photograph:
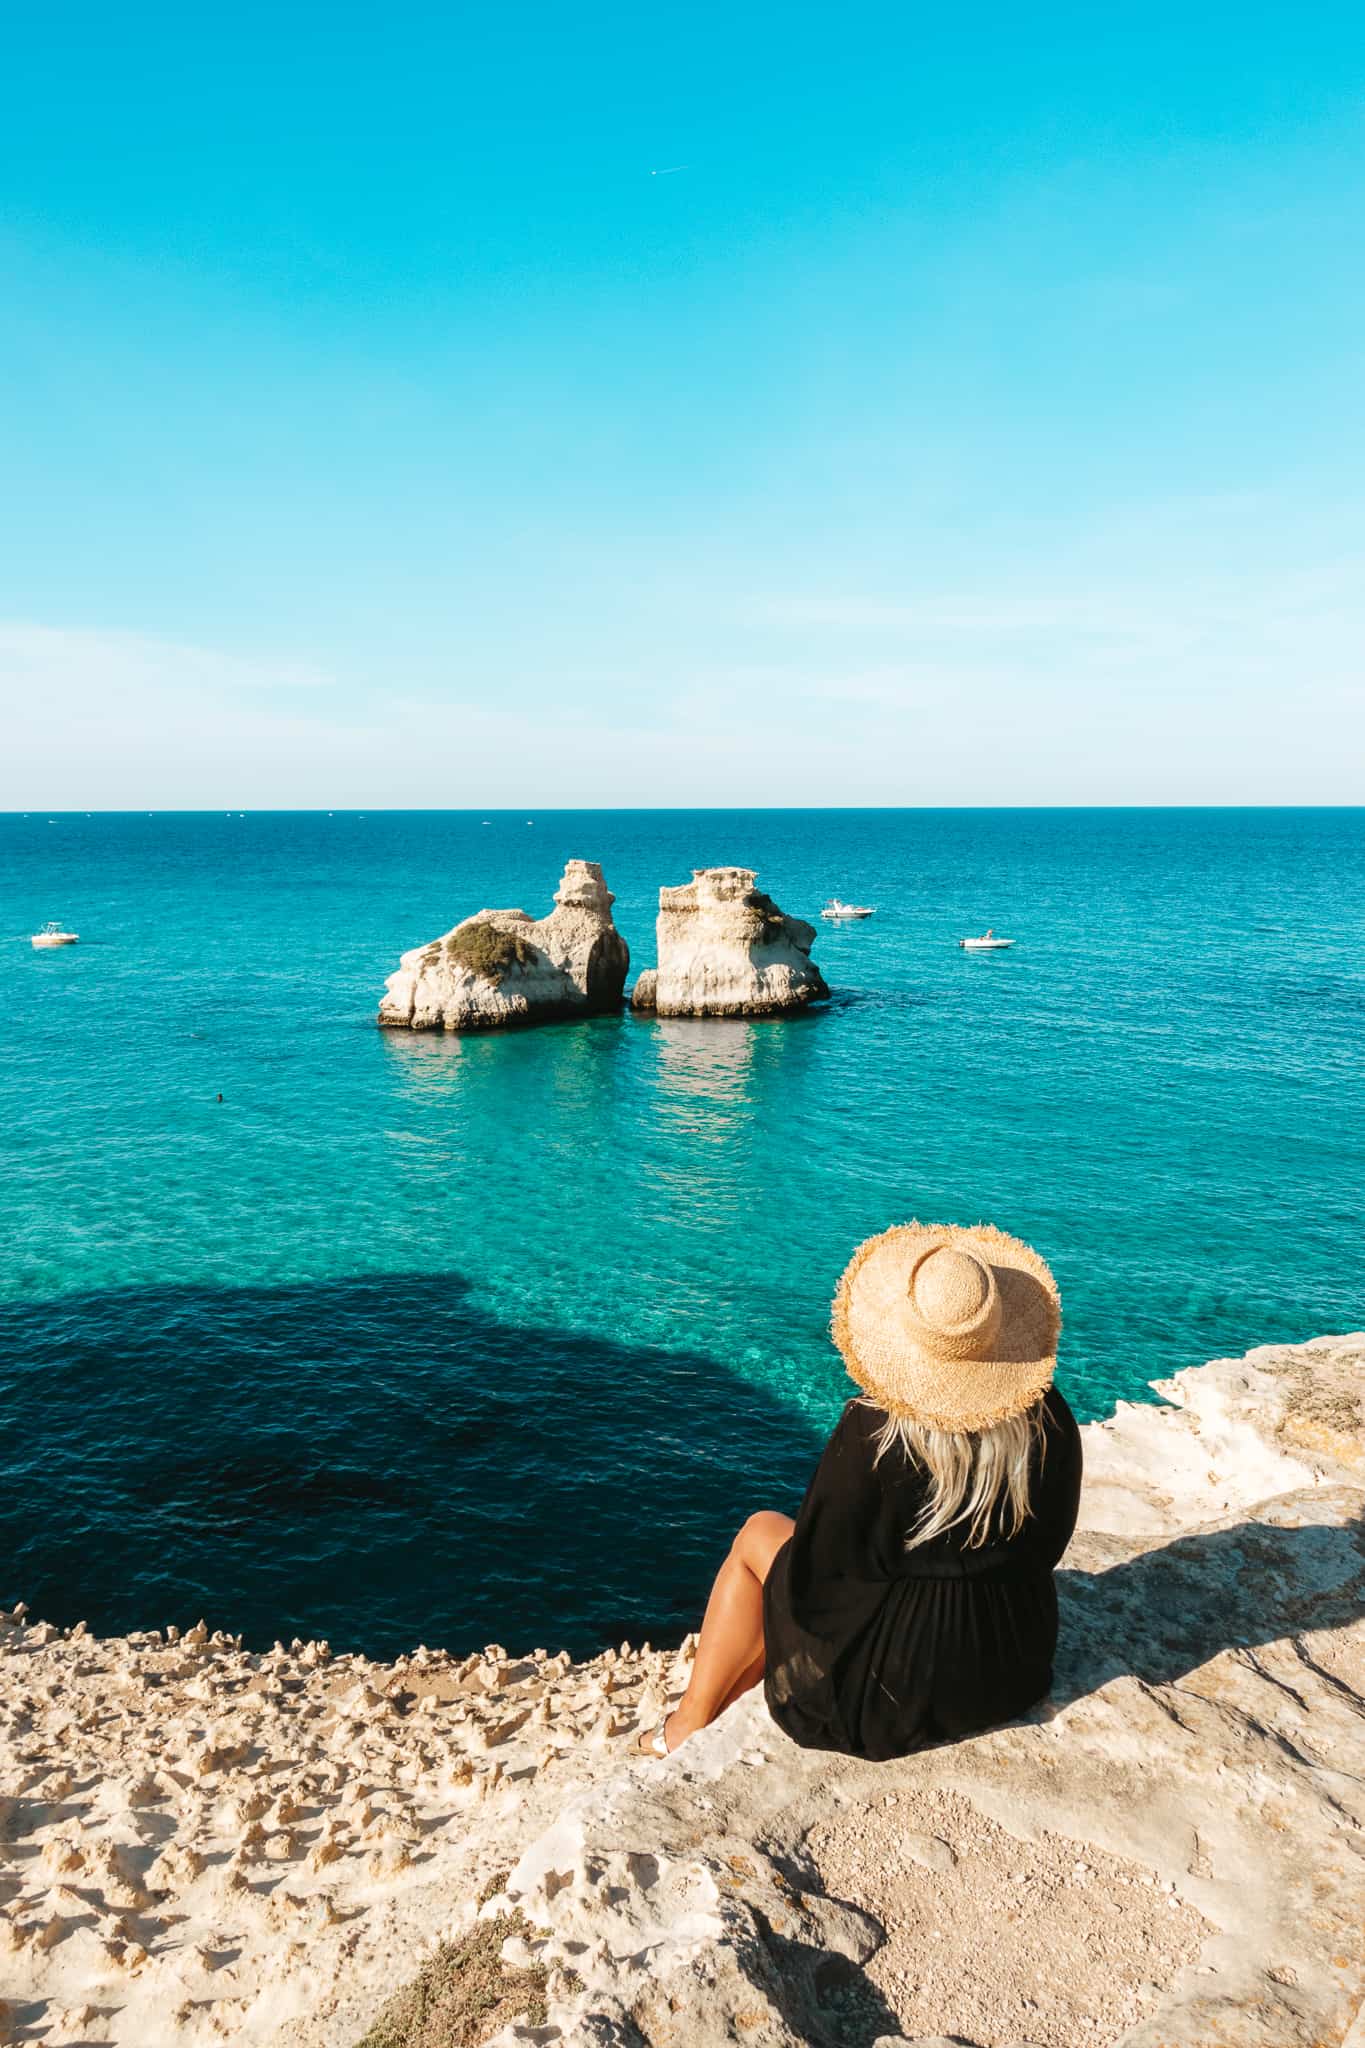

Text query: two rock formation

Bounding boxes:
[378,859,629,1032]
[630,866,830,1018]
[379,861,829,1030]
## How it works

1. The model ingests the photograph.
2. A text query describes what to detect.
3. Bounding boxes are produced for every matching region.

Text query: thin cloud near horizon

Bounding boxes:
[4,570,1361,810]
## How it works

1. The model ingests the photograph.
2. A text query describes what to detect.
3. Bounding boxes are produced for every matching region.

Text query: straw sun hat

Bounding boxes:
[832,1222,1060,1433]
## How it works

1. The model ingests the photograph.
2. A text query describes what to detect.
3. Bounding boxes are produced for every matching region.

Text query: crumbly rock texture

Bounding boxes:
[378,860,628,1031]
[1,1334,1360,2047]
[630,866,830,1017]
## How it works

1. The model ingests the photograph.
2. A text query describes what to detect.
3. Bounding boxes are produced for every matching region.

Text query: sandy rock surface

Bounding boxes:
[630,866,829,1017]
[0,1617,695,2046]
[2,1334,1361,2048]
[378,859,628,1030]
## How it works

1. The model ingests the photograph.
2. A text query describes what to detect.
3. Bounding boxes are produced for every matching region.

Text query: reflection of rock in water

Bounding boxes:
[382,1027,474,1076]
[653,1016,757,1107]
[381,1004,622,1158]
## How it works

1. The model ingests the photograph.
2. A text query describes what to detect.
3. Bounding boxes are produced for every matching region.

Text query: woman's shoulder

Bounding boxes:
[837,1395,888,1447]
[812,1397,888,1473]
[1040,1385,1084,1467]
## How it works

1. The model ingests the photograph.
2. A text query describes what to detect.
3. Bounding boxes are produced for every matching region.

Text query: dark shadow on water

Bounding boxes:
[12,1268,1346,1691]
[0,1271,828,1660]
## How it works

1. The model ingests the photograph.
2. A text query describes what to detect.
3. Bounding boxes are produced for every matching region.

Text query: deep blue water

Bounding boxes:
[1,808,1361,1657]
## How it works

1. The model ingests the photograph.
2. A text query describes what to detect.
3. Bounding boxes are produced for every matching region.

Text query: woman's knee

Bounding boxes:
[733,1510,794,1577]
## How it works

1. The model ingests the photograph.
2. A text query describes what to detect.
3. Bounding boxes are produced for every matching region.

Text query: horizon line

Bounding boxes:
[2,803,1363,818]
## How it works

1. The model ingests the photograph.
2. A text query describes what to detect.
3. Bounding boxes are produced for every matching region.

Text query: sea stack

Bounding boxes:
[630,866,829,1018]
[379,859,629,1031]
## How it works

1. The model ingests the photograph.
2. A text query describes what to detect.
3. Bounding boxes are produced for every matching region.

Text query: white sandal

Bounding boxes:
[636,1712,676,1757]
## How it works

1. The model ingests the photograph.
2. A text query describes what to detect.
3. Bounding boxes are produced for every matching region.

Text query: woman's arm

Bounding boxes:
[786,1400,901,1582]
[1034,1389,1084,1567]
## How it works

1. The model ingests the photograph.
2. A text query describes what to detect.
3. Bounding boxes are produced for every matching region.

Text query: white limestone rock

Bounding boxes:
[378,859,629,1032]
[630,866,829,1017]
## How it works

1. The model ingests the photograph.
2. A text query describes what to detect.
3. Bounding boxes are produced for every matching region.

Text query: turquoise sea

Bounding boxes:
[1,809,1361,1657]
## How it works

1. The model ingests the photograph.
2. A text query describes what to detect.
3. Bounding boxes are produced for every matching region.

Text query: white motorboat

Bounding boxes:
[32,922,79,948]
[959,929,1014,950]
[821,898,875,921]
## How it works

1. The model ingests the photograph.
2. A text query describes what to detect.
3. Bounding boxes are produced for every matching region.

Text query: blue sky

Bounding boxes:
[2,2,1363,806]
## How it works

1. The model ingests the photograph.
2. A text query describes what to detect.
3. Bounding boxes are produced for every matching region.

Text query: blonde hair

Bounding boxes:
[865,1400,1046,1550]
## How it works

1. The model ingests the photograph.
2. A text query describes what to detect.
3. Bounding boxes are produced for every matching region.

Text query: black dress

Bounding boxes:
[763,1388,1083,1760]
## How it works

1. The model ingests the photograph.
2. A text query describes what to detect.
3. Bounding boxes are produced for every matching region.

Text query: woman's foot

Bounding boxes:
[636,1700,716,1755]
[635,1708,683,1756]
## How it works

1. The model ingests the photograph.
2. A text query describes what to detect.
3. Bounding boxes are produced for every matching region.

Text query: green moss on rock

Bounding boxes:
[444,920,537,985]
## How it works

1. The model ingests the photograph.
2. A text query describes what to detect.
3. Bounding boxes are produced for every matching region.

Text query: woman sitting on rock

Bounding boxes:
[641,1224,1083,1760]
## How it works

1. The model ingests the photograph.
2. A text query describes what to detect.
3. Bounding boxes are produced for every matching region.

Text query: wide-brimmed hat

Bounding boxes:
[832,1222,1060,1432]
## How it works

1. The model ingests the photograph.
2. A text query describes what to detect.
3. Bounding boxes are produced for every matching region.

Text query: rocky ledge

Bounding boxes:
[631,866,829,1018]
[490,1332,1364,2048]
[0,1334,1360,2048]
[378,860,628,1032]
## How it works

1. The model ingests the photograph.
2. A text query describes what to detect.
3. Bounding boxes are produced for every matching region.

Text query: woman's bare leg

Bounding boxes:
[664,1511,794,1748]
[716,1649,766,1715]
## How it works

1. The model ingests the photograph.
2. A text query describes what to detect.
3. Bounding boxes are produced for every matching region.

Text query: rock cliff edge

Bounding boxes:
[486,1332,1364,2048]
